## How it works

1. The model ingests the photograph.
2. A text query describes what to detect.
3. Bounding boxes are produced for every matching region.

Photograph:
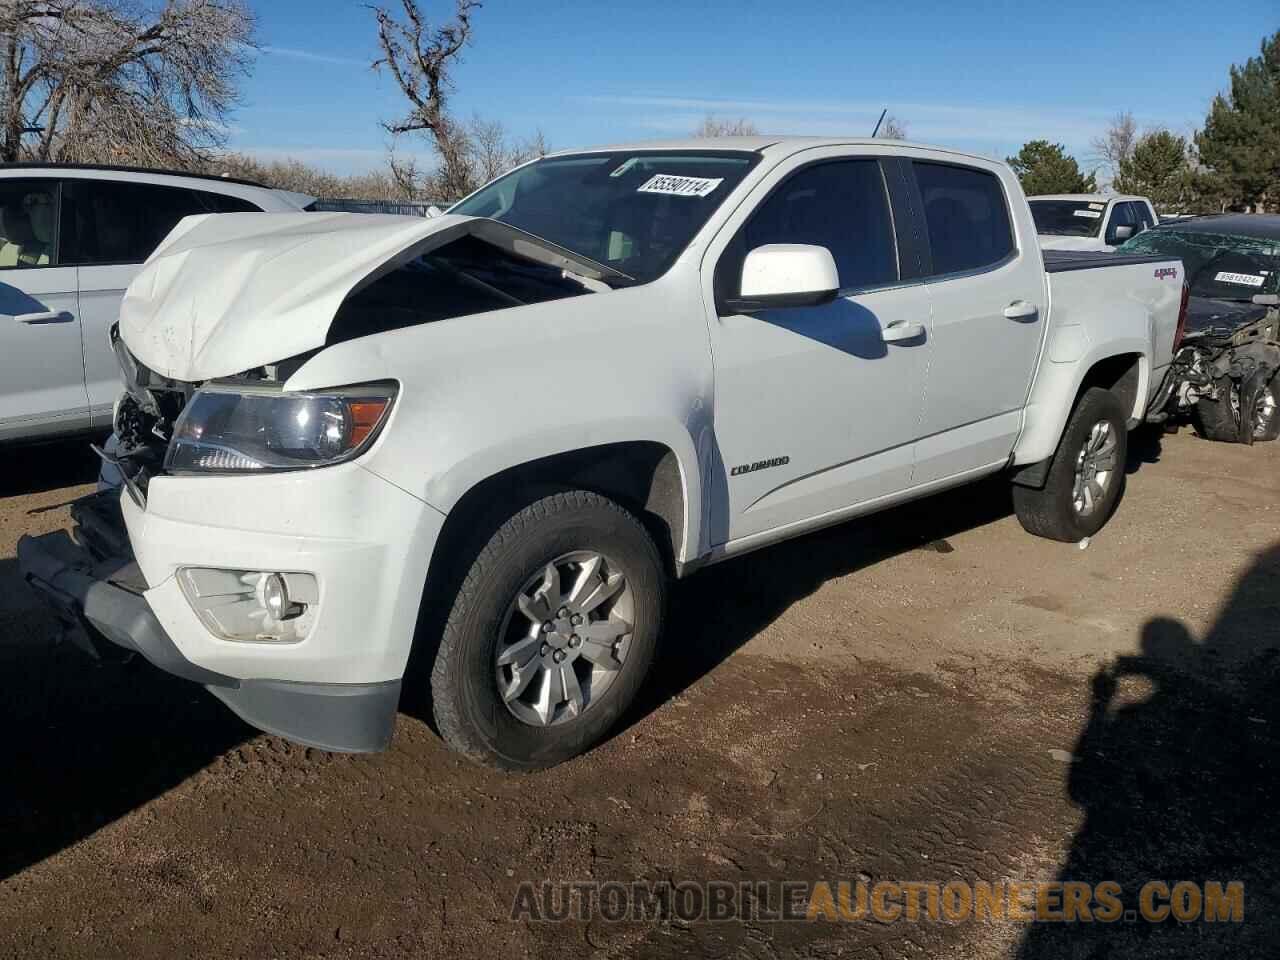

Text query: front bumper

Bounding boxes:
[16,494,232,687]
[18,461,445,752]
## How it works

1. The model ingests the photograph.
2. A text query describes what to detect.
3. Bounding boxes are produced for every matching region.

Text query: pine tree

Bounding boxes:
[1007,141,1097,195]
[1113,131,1193,210]
[1195,30,1280,211]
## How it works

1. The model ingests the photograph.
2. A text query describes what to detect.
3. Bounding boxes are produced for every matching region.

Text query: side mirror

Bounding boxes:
[1112,225,1134,242]
[724,244,840,313]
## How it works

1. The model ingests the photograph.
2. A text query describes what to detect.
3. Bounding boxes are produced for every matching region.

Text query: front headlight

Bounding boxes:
[165,382,397,474]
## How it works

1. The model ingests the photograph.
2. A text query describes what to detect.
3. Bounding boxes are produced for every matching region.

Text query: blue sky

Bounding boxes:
[235,0,1278,176]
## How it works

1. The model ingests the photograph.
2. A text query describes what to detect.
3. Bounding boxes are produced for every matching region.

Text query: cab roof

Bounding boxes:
[1029,194,1148,204]
[546,136,993,163]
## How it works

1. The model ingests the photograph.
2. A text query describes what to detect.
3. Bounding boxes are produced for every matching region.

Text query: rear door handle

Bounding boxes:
[881,320,925,343]
[12,310,73,324]
[1002,301,1039,321]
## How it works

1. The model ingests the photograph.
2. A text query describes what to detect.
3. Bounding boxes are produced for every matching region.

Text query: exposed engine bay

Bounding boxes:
[1162,302,1280,444]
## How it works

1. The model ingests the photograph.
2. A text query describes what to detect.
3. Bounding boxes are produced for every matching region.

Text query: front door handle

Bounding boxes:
[1002,301,1039,321]
[13,310,74,324]
[881,320,925,343]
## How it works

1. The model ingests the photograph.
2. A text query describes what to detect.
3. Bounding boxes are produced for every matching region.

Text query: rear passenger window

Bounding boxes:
[724,159,898,295]
[912,162,1014,276]
[61,180,261,266]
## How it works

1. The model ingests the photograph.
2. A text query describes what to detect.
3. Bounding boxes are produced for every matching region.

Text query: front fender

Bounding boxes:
[285,278,715,564]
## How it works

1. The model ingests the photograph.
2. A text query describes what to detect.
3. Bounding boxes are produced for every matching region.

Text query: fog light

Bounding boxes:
[177,567,318,642]
[261,573,289,621]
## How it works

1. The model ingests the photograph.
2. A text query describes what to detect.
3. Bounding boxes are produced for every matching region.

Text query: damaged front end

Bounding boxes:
[1164,302,1280,444]
[100,323,199,504]
[99,324,326,505]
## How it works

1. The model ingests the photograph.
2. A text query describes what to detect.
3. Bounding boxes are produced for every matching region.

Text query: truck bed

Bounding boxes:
[1042,249,1170,273]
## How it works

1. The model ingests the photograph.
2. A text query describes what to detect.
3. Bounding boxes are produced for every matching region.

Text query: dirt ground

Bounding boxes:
[0,427,1277,960]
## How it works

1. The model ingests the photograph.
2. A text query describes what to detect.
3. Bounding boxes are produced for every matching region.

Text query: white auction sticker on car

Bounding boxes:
[1072,209,1102,219]
[637,174,723,197]
[1215,271,1266,287]
[1089,202,1105,210]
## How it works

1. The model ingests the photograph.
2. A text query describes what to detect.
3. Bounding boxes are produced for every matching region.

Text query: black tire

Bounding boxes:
[1193,378,1242,442]
[1193,377,1279,443]
[1013,387,1129,543]
[430,490,665,770]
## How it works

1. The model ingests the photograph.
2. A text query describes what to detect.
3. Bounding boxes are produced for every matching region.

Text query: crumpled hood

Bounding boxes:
[1183,297,1270,338]
[119,211,469,381]
[118,211,619,382]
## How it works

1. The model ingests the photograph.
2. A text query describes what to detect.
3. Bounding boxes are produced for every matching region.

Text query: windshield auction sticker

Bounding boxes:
[1072,209,1102,218]
[1214,271,1265,287]
[637,174,724,198]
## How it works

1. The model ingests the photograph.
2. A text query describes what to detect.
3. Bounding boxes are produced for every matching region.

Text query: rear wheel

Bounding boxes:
[430,490,665,770]
[1013,387,1128,542]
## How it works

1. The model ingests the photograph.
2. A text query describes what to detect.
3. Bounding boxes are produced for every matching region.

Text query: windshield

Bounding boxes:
[450,151,759,284]
[1029,199,1106,238]
[1118,230,1280,300]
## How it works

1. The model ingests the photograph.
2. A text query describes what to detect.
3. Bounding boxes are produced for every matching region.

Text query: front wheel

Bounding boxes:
[1013,387,1129,543]
[430,490,665,770]
[1196,377,1279,443]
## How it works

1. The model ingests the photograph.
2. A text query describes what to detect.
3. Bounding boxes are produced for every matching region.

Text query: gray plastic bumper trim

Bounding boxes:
[17,530,236,687]
[18,529,401,754]
[209,679,402,753]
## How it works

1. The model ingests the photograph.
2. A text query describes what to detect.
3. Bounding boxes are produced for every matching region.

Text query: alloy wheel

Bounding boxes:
[493,551,634,727]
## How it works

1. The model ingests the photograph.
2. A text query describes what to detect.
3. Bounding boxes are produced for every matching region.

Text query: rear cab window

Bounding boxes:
[912,161,1014,275]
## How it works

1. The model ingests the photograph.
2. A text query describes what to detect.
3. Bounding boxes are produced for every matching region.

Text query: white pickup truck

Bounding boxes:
[1031,194,1159,252]
[18,138,1187,769]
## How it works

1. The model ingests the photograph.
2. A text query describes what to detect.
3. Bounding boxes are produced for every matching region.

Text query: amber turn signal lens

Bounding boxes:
[347,399,390,448]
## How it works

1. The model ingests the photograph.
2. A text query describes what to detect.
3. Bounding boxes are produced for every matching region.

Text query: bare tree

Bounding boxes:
[1089,111,1138,184]
[876,114,907,139]
[371,2,546,199]
[387,151,427,197]
[371,0,478,193]
[0,0,255,165]
[692,115,758,137]
[208,151,430,202]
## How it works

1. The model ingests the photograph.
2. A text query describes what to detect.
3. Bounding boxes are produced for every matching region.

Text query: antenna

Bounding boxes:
[871,108,887,138]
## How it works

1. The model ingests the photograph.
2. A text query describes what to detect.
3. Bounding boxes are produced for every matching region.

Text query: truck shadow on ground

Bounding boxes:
[1016,541,1280,958]
[0,554,249,880]
[633,423,1166,721]
[632,473,1018,721]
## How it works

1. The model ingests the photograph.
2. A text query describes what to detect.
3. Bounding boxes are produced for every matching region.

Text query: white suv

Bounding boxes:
[0,165,310,443]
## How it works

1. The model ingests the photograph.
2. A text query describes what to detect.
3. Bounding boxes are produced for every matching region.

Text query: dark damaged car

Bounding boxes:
[1121,214,1280,443]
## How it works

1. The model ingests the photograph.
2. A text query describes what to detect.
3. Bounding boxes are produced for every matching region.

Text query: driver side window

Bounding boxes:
[717,159,899,302]
[1106,202,1138,244]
